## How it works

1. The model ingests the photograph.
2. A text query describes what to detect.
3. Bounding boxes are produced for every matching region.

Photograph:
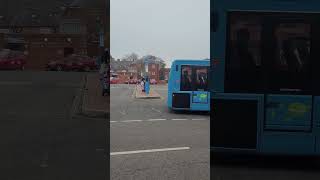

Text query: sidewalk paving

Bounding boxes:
[135,85,161,99]
[81,73,109,118]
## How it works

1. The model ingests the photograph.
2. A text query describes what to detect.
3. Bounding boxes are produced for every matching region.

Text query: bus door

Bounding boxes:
[262,15,315,153]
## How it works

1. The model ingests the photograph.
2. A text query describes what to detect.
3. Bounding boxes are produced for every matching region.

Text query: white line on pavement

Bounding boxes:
[122,120,143,122]
[192,118,208,121]
[119,110,126,115]
[110,121,118,123]
[110,147,190,156]
[151,108,161,113]
[147,119,167,121]
[172,119,188,121]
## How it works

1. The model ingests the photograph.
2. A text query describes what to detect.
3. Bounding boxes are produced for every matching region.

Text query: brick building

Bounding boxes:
[148,63,160,81]
[23,34,87,69]
[0,0,108,70]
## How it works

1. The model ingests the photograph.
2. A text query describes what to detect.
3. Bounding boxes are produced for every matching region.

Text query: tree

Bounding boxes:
[121,53,139,62]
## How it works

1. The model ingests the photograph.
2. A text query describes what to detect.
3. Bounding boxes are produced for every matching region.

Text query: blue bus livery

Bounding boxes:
[211,0,320,156]
[168,59,210,111]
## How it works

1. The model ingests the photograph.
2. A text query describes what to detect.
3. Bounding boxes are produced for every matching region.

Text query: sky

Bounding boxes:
[110,0,210,68]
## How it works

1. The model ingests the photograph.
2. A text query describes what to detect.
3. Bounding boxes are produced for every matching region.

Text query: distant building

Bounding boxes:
[0,0,108,70]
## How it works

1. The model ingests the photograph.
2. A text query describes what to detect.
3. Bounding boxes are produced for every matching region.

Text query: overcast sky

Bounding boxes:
[110,0,210,67]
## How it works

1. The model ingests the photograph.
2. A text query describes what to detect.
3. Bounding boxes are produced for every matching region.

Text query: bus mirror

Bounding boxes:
[211,11,219,32]
[176,65,178,71]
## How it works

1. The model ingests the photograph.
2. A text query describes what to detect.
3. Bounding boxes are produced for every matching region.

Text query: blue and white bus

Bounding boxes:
[168,59,210,111]
[211,0,320,156]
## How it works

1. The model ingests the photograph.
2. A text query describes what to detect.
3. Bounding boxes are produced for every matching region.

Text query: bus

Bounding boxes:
[211,0,320,156]
[168,59,210,111]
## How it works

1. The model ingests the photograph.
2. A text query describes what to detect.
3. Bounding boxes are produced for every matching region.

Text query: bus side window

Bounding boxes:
[176,65,178,71]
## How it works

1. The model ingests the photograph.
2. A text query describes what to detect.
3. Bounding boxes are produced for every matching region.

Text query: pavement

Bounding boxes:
[0,71,108,180]
[110,83,320,180]
[135,84,161,99]
[81,73,109,118]
[110,84,210,180]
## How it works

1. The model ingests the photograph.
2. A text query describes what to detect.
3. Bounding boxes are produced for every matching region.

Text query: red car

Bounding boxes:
[46,54,97,72]
[129,79,138,84]
[72,55,97,72]
[110,77,119,84]
[0,49,26,70]
[46,58,67,71]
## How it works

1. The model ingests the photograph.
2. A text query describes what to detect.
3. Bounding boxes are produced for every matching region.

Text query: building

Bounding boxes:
[0,0,107,70]
[148,63,160,81]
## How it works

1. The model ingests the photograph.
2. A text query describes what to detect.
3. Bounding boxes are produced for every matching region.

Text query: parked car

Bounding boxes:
[0,49,26,70]
[110,77,119,84]
[71,54,97,72]
[129,79,138,84]
[46,54,97,72]
[150,79,157,84]
[46,57,74,71]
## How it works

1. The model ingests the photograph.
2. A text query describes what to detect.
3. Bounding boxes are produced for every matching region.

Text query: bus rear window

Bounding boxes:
[181,66,193,91]
[180,65,208,91]
[195,66,208,91]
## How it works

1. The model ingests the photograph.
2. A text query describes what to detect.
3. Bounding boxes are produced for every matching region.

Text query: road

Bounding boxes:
[110,84,320,180]
[110,84,210,180]
[0,71,107,180]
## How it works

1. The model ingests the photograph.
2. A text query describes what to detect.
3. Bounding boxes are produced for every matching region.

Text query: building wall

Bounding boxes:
[23,34,87,70]
[148,63,160,81]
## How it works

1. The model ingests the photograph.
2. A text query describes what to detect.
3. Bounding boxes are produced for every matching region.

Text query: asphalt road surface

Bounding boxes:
[111,84,320,180]
[110,84,210,180]
[0,71,108,180]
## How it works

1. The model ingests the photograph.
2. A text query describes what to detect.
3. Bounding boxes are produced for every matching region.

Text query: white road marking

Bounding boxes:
[110,121,117,123]
[172,118,188,121]
[147,119,167,121]
[151,108,161,113]
[122,120,143,122]
[192,118,208,121]
[110,147,190,156]
[119,110,126,115]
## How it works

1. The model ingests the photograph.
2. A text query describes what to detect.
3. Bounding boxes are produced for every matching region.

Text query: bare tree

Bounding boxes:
[121,53,139,62]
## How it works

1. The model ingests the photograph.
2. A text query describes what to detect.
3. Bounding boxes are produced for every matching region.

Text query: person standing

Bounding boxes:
[141,78,145,92]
